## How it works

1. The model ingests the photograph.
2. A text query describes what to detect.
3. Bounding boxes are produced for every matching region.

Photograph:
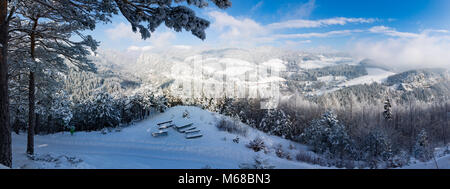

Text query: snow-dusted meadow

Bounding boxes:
[10,106,324,169]
[6,106,450,169]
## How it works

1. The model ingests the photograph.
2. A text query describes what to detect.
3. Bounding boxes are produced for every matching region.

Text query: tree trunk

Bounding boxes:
[35,113,39,135]
[27,71,35,155]
[47,114,52,133]
[26,18,38,155]
[444,102,448,145]
[0,0,12,167]
[409,101,414,153]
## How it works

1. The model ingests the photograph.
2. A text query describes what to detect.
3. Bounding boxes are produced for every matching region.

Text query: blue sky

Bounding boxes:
[86,0,450,55]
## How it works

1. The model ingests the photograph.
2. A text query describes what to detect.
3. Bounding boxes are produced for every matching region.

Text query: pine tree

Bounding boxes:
[218,96,234,116]
[92,93,120,129]
[300,111,355,160]
[10,0,100,155]
[110,0,232,40]
[259,109,293,139]
[0,0,14,167]
[362,131,393,164]
[49,91,73,131]
[414,129,433,162]
[383,98,392,121]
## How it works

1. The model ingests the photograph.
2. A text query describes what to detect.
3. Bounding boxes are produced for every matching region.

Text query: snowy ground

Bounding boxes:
[315,68,396,95]
[0,164,9,169]
[11,106,324,169]
[8,106,449,169]
[401,147,450,169]
[402,156,450,169]
[338,68,395,87]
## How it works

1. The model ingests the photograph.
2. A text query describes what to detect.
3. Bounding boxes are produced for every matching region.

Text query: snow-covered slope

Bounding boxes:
[401,155,450,169]
[401,147,450,169]
[167,56,287,99]
[91,47,362,97]
[10,106,450,169]
[0,164,9,169]
[11,106,323,169]
[338,68,395,87]
[91,47,449,101]
[312,67,395,95]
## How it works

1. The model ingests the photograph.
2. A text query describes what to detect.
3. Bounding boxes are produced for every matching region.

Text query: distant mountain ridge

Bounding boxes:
[81,47,449,104]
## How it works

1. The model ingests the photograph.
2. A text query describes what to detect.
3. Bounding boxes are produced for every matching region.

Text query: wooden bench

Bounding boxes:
[152,130,168,137]
[179,126,196,133]
[185,133,202,139]
[184,129,200,134]
[159,124,175,130]
[157,120,172,126]
[175,123,193,131]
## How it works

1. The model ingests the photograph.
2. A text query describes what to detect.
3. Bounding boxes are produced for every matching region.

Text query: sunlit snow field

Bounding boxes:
[11,106,323,169]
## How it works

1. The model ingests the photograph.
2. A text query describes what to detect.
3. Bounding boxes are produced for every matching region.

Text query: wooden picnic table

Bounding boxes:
[186,133,202,139]
[157,120,172,126]
[175,123,193,131]
[152,130,168,137]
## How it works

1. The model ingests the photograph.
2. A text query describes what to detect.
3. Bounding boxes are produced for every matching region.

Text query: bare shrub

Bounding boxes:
[182,110,189,118]
[232,136,240,143]
[216,118,248,136]
[246,137,266,152]
[286,153,293,160]
[296,151,328,167]
[388,150,410,168]
[275,144,288,159]
[288,143,296,150]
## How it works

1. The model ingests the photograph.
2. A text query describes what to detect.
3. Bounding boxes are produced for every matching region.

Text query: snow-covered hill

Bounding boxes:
[9,106,450,169]
[89,47,450,100]
[11,106,324,169]
[91,47,371,97]
[338,68,395,87]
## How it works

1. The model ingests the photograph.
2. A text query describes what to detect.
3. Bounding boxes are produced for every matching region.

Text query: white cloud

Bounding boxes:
[289,0,316,18]
[369,26,419,38]
[208,11,268,37]
[282,40,312,49]
[172,45,192,50]
[422,29,449,35]
[208,11,271,47]
[274,29,364,39]
[268,17,376,30]
[297,40,312,44]
[106,22,142,41]
[208,9,377,47]
[353,32,450,70]
[127,44,191,52]
[207,11,376,47]
[250,1,264,13]
[148,31,176,48]
[107,22,176,49]
[127,46,154,52]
